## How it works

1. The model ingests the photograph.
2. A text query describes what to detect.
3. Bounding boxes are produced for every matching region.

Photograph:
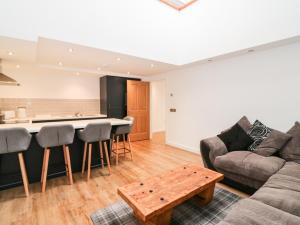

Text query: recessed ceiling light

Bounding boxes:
[68,48,73,53]
[16,64,20,69]
[58,62,63,66]
[150,64,154,68]
[75,72,80,76]
[116,57,121,61]
[8,51,13,56]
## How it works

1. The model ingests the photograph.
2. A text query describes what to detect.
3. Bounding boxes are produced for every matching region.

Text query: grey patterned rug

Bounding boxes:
[91,188,240,225]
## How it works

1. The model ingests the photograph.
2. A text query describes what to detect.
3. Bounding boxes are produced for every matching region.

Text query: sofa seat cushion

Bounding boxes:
[263,173,300,192]
[251,186,300,217]
[214,151,285,182]
[276,161,300,179]
[217,199,300,225]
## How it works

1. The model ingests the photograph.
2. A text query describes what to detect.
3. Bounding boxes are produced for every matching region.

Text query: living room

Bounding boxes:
[0,0,300,224]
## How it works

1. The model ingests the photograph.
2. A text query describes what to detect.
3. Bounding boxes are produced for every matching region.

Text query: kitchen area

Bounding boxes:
[0,73,150,193]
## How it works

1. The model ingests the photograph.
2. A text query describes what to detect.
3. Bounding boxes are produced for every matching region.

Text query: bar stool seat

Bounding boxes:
[111,116,134,165]
[36,125,75,192]
[0,128,32,196]
[78,122,112,181]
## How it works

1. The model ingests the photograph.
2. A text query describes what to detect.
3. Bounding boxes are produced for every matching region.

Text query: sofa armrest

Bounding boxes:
[200,136,228,170]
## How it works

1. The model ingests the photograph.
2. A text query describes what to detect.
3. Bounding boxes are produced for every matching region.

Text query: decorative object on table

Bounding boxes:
[91,187,240,225]
[247,120,272,151]
[111,116,134,165]
[117,164,223,225]
[254,129,292,156]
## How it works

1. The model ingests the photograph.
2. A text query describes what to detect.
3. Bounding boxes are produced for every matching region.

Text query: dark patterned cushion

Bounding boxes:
[248,120,272,151]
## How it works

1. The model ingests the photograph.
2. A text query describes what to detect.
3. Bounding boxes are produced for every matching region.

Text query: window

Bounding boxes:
[160,0,197,11]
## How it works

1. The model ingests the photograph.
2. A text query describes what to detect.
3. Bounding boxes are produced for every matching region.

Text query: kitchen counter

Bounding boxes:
[0,118,131,133]
[0,118,131,191]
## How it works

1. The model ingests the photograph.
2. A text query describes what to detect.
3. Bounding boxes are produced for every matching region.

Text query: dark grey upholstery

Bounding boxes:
[36,125,75,148]
[214,151,285,186]
[218,199,300,225]
[0,128,32,154]
[78,122,111,143]
[112,116,134,135]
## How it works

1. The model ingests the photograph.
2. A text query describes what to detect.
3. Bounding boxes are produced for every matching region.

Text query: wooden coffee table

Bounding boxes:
[118,164,224,225]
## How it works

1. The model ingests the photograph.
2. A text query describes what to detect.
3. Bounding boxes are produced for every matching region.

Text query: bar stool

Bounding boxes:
[78,122,111,181]
[36,125,75,192]
[0,128,31,196]
[111,116,134,165]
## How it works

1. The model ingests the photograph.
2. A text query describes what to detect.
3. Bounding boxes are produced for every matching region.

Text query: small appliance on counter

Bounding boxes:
[0,108,30,124]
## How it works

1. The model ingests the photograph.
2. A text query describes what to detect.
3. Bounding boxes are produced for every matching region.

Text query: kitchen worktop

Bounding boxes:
[0,118,131,133]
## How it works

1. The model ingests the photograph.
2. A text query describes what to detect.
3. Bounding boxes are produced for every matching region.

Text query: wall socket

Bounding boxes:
[170,108,176,112]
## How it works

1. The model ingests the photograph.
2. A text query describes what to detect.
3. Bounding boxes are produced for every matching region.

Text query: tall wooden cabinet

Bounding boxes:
[100,76,140,119]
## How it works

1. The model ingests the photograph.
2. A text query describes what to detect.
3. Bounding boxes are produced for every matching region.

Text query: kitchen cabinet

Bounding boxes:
[100,76,140,119]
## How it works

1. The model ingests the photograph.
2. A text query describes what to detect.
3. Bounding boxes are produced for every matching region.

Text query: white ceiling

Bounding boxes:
[0,0,300,75]
[0,36,178,76]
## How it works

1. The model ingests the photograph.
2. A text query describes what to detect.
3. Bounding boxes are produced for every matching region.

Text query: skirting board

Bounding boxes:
[166,141,200,154]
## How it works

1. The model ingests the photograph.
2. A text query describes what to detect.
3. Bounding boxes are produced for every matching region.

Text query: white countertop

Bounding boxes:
[0,118,131,133]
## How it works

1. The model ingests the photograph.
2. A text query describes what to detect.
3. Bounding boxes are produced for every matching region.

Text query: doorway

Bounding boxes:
[150,80,166,144]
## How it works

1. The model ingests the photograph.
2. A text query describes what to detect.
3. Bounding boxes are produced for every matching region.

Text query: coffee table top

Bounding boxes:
[118,164,224,221]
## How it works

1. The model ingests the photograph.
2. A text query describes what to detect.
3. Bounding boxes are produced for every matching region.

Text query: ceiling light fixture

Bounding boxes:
[8,51,13,56]
[75,72,80,76]
[16,64,20,69]
[58,62,63,66]
[150,64,154,68]
[160,0,198,11]
[116,57,121,61]
[68,48,73,53]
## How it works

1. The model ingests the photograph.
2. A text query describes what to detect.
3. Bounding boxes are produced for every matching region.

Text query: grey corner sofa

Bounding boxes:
[200,121,300,225]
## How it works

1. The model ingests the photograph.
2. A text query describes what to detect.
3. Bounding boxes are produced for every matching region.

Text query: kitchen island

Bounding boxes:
[0,118,131,191]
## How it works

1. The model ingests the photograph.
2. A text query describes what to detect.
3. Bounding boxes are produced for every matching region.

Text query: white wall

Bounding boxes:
[0,62,100,99]
[153,41,300,153]
[150,80,166,133]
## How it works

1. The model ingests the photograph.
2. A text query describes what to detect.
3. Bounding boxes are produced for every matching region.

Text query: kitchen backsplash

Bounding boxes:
[0,98,100,117]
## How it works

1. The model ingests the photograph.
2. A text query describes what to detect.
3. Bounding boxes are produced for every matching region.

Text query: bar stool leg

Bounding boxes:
[63,145,69,177]
[116,135,119,165]
[128,134,133,160]
[41,148,50,193]
[122,134,126,155]
[18,153,29,197]
[82,142,87,174]
[41,150,46,182]
[99,142,104,169]
[87,143,92,181]
[65,146,73,185]
[104,141,111,175]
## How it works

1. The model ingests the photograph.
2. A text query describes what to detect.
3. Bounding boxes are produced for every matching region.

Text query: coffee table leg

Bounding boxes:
[194,183,215,206]
[144,209,173,225]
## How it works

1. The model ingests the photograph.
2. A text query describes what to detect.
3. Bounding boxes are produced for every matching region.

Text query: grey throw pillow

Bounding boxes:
[248,120,272,151]
[280,122,300,163]
[254,129,292,156]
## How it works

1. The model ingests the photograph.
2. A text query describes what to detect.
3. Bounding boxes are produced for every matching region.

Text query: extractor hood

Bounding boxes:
[0,59,20,86]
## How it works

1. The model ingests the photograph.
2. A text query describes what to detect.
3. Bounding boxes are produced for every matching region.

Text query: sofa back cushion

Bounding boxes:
[280,122,300,163]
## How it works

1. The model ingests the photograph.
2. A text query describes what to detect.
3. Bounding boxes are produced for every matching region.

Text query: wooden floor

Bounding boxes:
[0,134,248,225]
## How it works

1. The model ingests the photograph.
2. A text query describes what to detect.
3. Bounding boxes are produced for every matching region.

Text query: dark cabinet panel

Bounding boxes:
[100,76,141,119]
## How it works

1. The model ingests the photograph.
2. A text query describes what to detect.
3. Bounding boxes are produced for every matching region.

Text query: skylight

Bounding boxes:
[160,0,197,11]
